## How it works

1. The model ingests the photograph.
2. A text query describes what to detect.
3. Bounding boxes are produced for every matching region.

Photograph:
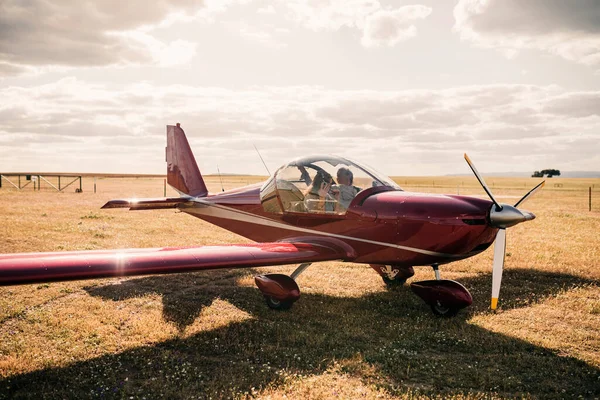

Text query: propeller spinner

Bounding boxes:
[464,154,545,310]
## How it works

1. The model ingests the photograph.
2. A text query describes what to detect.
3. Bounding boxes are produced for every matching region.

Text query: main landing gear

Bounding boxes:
[371,264,415,287]
[255,262,473,316]
[372,263,472,316]
[254,263,311,310]
[410,264,473,317]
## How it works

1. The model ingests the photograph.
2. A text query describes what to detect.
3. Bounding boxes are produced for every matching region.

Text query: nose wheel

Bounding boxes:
[382,275,406,287]
[430,301,460,317]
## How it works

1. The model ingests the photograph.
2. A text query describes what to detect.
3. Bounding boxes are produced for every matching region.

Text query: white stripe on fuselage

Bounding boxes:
[184,199,459,259]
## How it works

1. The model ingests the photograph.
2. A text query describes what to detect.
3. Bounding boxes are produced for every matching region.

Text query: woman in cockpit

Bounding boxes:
[303,169,335,212]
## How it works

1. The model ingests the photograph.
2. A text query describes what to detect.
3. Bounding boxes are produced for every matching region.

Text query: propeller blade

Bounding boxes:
[491,229,507,310]
[514,180,546,208]
[464,154,503,211]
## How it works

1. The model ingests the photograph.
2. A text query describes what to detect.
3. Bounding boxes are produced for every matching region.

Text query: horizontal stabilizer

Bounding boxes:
[0,238,353,286]
[101,197,192,210]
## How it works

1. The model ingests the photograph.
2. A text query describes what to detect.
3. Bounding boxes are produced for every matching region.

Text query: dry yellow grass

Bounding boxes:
[0,175,599,399]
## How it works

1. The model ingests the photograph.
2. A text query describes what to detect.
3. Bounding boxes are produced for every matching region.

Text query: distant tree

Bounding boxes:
[532,169,560,178]
[542,169,561,178]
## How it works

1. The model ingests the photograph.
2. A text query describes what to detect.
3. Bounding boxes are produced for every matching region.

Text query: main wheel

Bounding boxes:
[382,276,407,287]
[264,296,294,310]
[430,301,460,317]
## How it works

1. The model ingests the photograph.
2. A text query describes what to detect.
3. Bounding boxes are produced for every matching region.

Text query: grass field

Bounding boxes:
[0,175,599,399]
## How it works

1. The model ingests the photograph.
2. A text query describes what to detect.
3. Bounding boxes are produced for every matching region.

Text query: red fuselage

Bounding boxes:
[182,184,498,267]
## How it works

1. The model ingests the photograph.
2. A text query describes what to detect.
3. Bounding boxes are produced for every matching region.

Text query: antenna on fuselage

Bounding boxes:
[253,144,271,176]
[217,165,225,192]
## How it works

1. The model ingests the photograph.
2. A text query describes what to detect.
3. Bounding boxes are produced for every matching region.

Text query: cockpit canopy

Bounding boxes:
[260,155,402,215]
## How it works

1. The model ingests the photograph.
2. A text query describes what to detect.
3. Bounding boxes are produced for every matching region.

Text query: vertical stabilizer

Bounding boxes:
[166,124,208,197]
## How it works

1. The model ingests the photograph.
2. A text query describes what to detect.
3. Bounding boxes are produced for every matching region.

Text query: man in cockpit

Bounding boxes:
[333,167,360,210]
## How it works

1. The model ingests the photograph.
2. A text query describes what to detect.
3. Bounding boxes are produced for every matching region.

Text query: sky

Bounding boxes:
[0,0,599,176]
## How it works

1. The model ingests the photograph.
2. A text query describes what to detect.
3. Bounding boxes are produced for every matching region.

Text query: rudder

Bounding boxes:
[166,124,208,197]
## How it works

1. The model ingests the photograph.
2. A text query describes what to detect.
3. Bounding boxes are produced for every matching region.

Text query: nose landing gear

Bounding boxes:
[410,264,473,317]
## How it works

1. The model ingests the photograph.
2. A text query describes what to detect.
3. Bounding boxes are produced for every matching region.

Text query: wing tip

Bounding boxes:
[101,200,130,209]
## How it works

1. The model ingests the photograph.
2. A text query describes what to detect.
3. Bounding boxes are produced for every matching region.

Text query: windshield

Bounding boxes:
[260,155,402,215]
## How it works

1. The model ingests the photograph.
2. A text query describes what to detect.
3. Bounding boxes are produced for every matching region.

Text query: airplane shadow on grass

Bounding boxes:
[1,268,599,399]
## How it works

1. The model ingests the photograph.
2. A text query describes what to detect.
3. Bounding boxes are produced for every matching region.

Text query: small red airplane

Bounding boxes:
[0,124,544,316]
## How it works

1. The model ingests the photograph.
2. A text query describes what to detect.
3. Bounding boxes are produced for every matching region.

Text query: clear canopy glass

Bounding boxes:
[260,155,402,215]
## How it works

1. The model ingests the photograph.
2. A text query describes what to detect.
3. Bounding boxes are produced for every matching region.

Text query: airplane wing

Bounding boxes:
[0,238,354,286]
[101,197,192,210]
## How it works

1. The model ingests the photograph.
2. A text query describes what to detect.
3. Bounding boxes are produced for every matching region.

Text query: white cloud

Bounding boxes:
[239,24,288,49]
[454,0,600,66]
[0,0,434,76]
[285,0,380,31]
[257,5,276,14]
[0,79,598,175]
[282,0,431,48]
[361,6,432,47]
[0,0,216,75]
[110,31,198,67]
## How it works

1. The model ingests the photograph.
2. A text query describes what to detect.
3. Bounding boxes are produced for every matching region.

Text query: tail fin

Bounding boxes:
[166,124,208,197]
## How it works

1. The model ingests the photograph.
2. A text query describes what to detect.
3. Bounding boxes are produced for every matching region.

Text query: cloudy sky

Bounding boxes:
[1,0,599,176]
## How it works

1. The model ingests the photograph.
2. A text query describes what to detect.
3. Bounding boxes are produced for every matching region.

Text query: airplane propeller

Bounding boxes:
[464,154,545,310]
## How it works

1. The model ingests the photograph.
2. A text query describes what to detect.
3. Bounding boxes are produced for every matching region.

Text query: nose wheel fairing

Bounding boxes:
[410,279,473,317]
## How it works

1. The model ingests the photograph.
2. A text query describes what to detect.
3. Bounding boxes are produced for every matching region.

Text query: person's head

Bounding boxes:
[311,169,333,193]
[337,167,353,185]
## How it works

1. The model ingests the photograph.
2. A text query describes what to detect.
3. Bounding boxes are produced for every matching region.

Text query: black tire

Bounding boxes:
[430,302,460,317]
[382,276,407,287]
[264,296,294,310]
